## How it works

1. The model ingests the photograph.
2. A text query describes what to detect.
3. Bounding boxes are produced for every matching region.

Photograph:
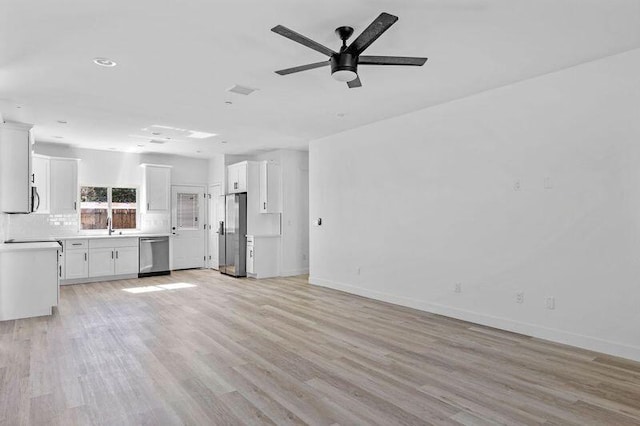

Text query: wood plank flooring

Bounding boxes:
[1,270,640,425]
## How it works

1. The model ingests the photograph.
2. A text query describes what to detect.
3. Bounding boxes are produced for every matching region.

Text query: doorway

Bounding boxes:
[171,185,205,270]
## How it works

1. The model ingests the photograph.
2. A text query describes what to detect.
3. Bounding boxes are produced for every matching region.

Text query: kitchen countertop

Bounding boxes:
[5,233,171,243]
[0,242,62,252]
[61,233,171,240]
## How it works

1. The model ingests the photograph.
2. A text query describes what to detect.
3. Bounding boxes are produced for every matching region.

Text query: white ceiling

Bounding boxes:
[1,0,639,158]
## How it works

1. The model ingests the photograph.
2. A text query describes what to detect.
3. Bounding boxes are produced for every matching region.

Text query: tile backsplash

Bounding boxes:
[4,212,169,240]
[6,213,80,240]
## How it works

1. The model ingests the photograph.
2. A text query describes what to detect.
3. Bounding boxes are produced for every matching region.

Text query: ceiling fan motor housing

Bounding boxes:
[330,53,358,77]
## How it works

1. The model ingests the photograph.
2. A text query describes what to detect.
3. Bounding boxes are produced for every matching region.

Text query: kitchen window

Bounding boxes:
[80,186,138,230]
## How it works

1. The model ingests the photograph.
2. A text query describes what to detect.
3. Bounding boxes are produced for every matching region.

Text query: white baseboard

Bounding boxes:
[309,276,640,362]
[281,268,309,277]
[61,273,139,286]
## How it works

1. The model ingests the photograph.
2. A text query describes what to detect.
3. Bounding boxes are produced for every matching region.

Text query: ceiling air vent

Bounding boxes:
[227,84,257,96]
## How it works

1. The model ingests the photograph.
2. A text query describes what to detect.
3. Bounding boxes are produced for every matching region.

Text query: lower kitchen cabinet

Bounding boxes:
[115,246,139,275]
[246,235,280,279]
[65,248,89,280]
[89,238,139,279]
[89,247,115,278]
[61,237,139,284]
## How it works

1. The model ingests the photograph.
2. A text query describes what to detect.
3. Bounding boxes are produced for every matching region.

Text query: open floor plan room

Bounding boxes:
[2,0,640,424]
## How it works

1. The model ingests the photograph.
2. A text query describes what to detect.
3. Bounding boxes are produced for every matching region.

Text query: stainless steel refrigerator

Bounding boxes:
[219,193,247,277]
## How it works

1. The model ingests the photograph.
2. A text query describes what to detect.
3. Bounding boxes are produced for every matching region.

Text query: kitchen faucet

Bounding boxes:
[107,217,114,236]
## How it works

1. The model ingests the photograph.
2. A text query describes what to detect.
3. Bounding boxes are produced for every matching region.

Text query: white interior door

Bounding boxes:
[208,184,222,270]
[171,185,205,270]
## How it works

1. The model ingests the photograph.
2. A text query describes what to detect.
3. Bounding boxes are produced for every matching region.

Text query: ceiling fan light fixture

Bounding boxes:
[332,70,357,82]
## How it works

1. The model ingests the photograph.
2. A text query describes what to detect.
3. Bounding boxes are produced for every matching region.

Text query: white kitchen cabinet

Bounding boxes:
[50,158,78,214]
[88,238,139,278]
[65,248,89,280]
[61,237,139,283]
[114,246,139,275]
[246,238,255,274]
[58,247,65,280]
[143,164,171,212]
[227,162,248,193]
[0,121,34,213]
[89,247,115,278]
[246,235,280,278]
[259,161,281,214]
[32,155,50,213]
[0,243,60,321]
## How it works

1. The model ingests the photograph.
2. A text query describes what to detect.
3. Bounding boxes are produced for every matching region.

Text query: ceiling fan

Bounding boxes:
[271,12,427,88]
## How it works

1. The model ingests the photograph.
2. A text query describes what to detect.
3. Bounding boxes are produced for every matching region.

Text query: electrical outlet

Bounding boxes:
[454,283,462,293]
[516,292,524,304]
[545,297,555,310]
[514,180,521,191]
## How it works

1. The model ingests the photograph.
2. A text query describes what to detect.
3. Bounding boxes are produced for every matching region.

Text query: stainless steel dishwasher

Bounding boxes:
[139,236,170,277]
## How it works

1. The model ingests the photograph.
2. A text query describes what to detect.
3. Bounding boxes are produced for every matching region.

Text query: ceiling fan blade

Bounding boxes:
[347,76,362,88]
[346,13,398,55]
[271,25,337,57]
[358,55,428,66]
[275,61,329,75]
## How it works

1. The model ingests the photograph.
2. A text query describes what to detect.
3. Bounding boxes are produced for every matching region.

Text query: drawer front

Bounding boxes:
[89,237,138,249]
[64,239,88,250]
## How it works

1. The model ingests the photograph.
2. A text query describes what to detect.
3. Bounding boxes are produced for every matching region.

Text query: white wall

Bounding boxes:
[6,145,208,239]
[208,154,226,187]
[309,49,640,361]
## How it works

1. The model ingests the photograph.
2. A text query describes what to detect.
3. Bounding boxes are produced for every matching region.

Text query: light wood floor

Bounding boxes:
[1,270,640,425]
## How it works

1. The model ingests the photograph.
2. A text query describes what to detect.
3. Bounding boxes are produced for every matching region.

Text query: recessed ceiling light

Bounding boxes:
[227,85,257,96]
[151,132,161,136]
[57,120,68,124]
[196,150,202,153]
[225,101,233,105]
[16,106,21,109]
[93,57,117,67]
[53,135,64,139]
[137,144,145,147]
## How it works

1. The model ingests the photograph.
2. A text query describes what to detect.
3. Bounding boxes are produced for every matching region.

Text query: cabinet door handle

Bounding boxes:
[31,173,35,183]
[116,251,119,259]
[84,253,87,261]
[74,201,77,210]
[111,251,114,259]
[263,202,267,210]
[59,265,62,277]
[147,203,150,210]
[250,249,253,258]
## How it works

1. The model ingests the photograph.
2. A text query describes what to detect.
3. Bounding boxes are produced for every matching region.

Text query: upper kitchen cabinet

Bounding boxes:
[50,158,79,214]
[227,161,248,194]
[0,121,34,213]
[142,164,171,212]
[32,155,50,213]
[259,161,281,214]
